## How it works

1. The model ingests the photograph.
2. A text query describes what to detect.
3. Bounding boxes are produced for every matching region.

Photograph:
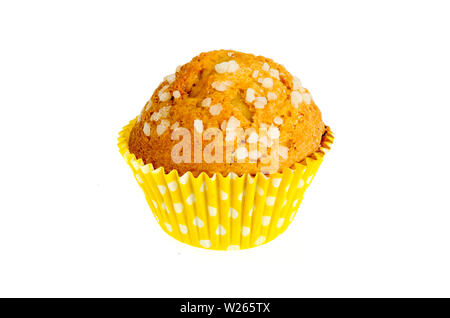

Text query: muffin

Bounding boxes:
[118,50,333,250]
[128,50,325,176]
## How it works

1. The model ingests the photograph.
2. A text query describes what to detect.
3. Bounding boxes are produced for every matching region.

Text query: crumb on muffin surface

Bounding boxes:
[129,50,325,176]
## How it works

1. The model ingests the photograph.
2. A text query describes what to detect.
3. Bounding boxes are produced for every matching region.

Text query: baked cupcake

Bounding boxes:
[118,50,333,250]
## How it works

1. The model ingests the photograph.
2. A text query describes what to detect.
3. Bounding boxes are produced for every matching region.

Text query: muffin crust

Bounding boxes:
[129,50,325,176]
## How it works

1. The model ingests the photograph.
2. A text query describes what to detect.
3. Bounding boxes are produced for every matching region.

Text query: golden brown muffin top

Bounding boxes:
[128,50,325,176]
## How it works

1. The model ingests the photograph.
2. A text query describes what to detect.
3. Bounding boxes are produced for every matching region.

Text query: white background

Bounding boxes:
[1,0,449,297]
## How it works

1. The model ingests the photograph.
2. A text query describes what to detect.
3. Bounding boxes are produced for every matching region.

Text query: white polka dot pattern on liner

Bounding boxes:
[298,179,305,188]
[216,224,226,235]
[272,178,282,187]
[157,185,167,195]
[152,167,162,174]
[179,224,188,234]
[277,218,285,228]
[141,165,150,174]
[227,245,240,251]
[266,196,276,206]
[186,194,196,205]
[168,181,178,191]
[262,216,271,226]
[193,216,204,228]
[241,226,250,237]
[173,203,184,213]
[179,174,189,184]
[130,159,140,170]
[208,206,217,216]
[221,191,228,200]
[135,174,143,184]
[199,240,212,248]
[165,223,172,232]
[122,150,129,161]
[255,236,266,246]
[229,208,239,219]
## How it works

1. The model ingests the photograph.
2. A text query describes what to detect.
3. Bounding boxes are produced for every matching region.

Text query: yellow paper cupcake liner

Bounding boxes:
[118,119,333,250]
